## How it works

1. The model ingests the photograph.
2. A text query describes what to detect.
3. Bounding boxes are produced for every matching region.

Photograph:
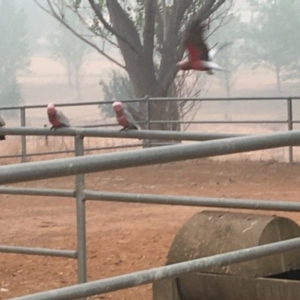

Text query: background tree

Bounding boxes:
[35,0,231,136]
[47,10,91,101]
[242,0,300,93]
[0,0,30,108]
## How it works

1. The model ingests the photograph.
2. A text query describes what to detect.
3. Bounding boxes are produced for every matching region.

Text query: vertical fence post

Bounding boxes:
[146,95,151,148]
[287,97,293,164]
[75,134,87,297]
[20,107,26,163]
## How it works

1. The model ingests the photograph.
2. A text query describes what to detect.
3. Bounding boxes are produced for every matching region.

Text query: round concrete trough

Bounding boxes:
[164,210,300,300]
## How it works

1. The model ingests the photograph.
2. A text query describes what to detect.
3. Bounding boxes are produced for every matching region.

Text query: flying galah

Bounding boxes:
[112,101,139,131]
[0,115,5,141]
[47,103,71,130]
[177,17,230,74]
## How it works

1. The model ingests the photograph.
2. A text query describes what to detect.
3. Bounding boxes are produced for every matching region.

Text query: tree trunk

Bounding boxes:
[147,97,181,147]
[107,0,181,148]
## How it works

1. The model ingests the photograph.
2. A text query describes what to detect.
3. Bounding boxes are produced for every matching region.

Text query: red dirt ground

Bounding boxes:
[1,159,300,299]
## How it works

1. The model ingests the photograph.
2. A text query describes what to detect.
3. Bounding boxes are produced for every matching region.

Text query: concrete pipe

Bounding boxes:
[153,210,300,300]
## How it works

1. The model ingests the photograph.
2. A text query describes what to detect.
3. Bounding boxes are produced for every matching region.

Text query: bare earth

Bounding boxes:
[1,159,300,299]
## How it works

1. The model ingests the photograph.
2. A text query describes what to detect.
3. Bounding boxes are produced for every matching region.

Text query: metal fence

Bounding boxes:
[1,128,300,299]
[1,96,300,163]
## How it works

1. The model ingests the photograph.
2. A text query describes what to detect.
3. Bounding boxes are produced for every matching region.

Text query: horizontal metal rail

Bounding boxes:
[0,98,146,111]
[2,187,300,213]
[1,96,300,111]
[0,187,74,197]
[149,120,288,124]
[24,143,142,158]
[84,190,300,212]
[0,245,77,258]
[151,96,300,101]
[83,143,142,152]
[0,130,300,185]
[26,149,76,157]
[0,127,247,140]
[0,154,24,159]
[10,237,300,300]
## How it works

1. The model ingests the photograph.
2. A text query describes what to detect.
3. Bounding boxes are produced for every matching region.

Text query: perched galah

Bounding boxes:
[0,115,5,141]
[177,17,230,75]
[47,103,71,130]
[112,101,139,131]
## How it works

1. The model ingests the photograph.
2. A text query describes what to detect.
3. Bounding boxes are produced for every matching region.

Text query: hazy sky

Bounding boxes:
[15,0,251,51]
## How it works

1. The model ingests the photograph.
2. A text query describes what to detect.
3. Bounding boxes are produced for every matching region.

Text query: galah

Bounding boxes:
[47,103,71,130]
[112,101,139,131]
[177,17,230,74]
[0,115,5,141]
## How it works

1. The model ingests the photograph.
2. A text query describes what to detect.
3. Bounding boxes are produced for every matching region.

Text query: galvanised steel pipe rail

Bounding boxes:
[0,144,143,160]
[84,190,300,213]
[0,130,300,185]
[1,96,300,111]
[0,187,74,197]
[0,127,247,140]
[25,143,142,157]
[0,98,146,111]
[0,246,77,258]
[10,237,300,300]
[2,187,300,213]
[151,96,300,101]
[149,120,288,124]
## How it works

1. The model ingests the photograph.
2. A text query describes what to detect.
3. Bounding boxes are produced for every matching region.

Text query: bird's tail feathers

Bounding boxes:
[201,61,230,72]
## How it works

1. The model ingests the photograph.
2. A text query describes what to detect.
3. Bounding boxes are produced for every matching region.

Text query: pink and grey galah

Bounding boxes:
[112,101,139,131]
[47,103,71,130]
[177,15,231,75]
[0,115,6,141]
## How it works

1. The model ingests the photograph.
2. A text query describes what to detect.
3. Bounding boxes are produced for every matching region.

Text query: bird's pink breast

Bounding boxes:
[117,115,128,127]
[48,115,60,127]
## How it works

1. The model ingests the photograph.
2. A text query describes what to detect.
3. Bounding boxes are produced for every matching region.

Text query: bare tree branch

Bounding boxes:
[106,0,143,52]
[34,0,125,69]
[194,0,227,23]
[88,0,137,52]
[67,4,120,48]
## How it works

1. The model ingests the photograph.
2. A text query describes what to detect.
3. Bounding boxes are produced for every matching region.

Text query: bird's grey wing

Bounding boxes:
[124,109,138,126]
[0,116,6,126]
[57,111,71,127]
